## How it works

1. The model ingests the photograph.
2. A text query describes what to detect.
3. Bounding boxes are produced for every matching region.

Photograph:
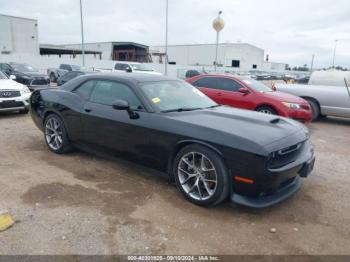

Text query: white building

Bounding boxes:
[151,43,267,70]
[0,14,39,55]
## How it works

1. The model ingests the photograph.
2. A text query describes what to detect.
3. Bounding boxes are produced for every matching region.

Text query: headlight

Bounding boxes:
[20,85,31,94]
[282,102,301,109]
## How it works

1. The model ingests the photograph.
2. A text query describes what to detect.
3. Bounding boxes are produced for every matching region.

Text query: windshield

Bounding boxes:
[140,80,217,112]
[240,78,272,92]
[12,64,38,72]
[0,71,8,79]
[131,64,154,72]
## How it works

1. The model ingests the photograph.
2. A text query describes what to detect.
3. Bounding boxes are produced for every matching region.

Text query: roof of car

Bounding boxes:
[60,72,178,91]
[90,72,176,82]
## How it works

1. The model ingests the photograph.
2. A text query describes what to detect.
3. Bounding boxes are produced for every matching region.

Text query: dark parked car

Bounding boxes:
[56,70,96,86]
[185,70,201,79]
[30,73,315,208]
[0,63,50,90]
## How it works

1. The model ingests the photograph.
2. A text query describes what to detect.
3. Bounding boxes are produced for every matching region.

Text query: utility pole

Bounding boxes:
[79,0,85,67]
[164,0,169,75]
[332,40,338,69]
[310,54,315,72]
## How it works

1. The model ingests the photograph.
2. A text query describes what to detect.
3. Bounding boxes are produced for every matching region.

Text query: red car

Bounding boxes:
[187,74,312,124]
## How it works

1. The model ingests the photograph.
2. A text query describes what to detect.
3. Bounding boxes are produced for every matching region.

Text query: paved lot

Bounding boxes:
[0,113,349,255]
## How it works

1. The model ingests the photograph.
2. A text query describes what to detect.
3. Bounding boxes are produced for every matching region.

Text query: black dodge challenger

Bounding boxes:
[30,73,315,208]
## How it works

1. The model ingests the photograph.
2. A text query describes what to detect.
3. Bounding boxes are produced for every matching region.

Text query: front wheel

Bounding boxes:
[256,106,277,115]
[44,114,72,154]
[173,144,230,207]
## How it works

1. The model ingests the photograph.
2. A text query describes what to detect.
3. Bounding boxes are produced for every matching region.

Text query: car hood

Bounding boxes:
[163,106,308,155]
[260,91,307,104]
[0,79,26,90]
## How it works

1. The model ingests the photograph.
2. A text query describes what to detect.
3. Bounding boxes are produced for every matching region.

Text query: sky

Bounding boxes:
[1,0,350,68]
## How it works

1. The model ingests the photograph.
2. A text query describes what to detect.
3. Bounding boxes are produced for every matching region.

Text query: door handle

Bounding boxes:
[84,107,92,113]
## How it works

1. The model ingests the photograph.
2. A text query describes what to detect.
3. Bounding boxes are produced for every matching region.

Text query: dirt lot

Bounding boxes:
[0,113,349,255]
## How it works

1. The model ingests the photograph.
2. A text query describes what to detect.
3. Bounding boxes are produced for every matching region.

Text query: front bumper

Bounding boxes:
[230,142,315,208]
[285,108,312,124]
[0,93,31,112]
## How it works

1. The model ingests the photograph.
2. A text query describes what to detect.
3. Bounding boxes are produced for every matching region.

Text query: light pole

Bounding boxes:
[310,54,315,72]
[332,40,338,69]
[79,0,85,67]
[212,11,224,71]
[164,0,169,75]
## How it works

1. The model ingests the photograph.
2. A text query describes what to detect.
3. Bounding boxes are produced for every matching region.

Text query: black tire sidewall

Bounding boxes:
[306,99,320,121]
[256,106,277,115]
[44,114,71,154]
[173,144,230,207]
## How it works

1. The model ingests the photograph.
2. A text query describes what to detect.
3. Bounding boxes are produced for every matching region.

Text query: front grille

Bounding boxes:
[268,142,305,169]
[30,78,49,86]
[0,100,24,109]
[0,90,21,98]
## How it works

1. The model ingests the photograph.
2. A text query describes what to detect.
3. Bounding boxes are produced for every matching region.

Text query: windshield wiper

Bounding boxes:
[161,107,203,113]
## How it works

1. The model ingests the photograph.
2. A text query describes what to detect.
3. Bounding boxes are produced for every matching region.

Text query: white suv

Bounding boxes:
[0,71,31,114]
[113,61,161,75]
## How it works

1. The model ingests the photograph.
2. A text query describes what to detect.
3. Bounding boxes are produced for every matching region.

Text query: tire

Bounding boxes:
[305,99,320,121]
[173,144,230,207]
[19,109,29,114]
[256,106,277,115]
[44,114,72,154]
[50,73,56,83]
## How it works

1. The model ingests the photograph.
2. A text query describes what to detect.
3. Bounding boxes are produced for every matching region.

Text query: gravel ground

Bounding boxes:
[0,112,349,255]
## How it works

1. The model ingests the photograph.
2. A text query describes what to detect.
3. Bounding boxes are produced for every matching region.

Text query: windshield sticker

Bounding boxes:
[152,97,161,103]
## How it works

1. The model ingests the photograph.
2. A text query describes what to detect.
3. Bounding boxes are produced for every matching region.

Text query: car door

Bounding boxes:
[80,79,148,159]
[216,77,256,110]
[191,77,223,103]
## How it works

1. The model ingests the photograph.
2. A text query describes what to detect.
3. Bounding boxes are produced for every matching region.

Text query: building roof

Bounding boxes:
[151,42,264,51]
[61,42,149,49]
[0,13,37,21]
[39,44,102,55]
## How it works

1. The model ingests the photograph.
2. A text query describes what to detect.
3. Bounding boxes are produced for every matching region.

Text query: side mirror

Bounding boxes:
[112,100,130,110]
[239,87,250,95]
[9,75,16,80]
[112,100,139,119]
[125,67,132,73]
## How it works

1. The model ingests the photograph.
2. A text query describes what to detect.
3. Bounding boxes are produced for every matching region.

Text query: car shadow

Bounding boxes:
[0,111,27,119]
[316,116,350,126]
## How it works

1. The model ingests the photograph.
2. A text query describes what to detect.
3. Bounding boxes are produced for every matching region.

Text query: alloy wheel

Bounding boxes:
[259,109,273,114]
[177,152,218,201]
[45,117,63,150]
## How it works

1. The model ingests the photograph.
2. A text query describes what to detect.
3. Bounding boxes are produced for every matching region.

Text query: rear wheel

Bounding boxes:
[256,106,277,115]
[305,99,320,121]
[44,114,72,154]
[173,144,230,207]
[50,73,56,83]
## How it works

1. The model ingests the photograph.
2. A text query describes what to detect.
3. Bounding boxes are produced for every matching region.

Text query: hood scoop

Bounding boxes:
[270,118,281,124]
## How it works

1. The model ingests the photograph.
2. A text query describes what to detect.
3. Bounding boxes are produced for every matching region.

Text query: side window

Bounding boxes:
[216,78,243,92]
[114,63,127,70]
[192,77,217,89]
[90,80,143,110]
[74,80,95,100]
